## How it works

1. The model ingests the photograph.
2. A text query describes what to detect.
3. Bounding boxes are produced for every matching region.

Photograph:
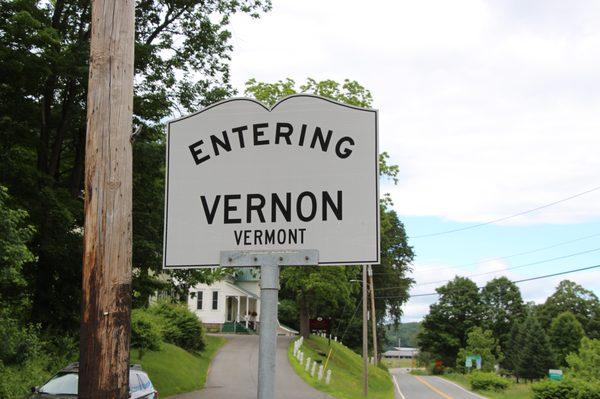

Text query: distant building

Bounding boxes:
[187,268,297,336]
[383,347,419,359]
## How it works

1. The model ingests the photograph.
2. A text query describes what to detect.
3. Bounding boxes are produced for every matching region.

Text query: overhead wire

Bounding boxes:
[374,263,600,299]
[379,232,600,275]
[408,185,600,239]
[371,246,600,290]
[416,246,600,286]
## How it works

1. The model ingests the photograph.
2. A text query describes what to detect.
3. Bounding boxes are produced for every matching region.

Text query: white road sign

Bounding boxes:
[163,95,379,268]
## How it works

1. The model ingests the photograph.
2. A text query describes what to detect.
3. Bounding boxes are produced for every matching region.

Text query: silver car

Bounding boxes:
[31,363,158,399]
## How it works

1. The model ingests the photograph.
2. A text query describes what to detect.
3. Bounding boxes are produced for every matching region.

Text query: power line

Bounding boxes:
[416,246,600,286]
[372,246,600,291]
[391,232,600,274]
[374,263,600,299]
[409,185,600,239]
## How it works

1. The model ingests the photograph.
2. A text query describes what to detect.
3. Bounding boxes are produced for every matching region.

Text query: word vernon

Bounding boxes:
[200,190,343,247]
[188,122,355,165]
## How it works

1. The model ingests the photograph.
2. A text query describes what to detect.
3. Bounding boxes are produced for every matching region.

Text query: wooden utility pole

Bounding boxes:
[368,265,378,365]
[362,265,369,397]
[79,0,135,398]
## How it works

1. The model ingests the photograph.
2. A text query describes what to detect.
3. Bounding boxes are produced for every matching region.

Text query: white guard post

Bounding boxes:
[220,249,319,399]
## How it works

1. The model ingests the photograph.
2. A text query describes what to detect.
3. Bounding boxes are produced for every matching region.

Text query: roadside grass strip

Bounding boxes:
[288,335,394,399]
[130,335,227,397]
[442,373,533,399]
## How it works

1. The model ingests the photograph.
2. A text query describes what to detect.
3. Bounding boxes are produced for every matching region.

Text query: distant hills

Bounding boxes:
[383,322,421,350]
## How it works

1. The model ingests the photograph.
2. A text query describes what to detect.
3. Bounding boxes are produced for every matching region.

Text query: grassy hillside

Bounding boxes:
[288,335,394,399]
[131,335,226,397]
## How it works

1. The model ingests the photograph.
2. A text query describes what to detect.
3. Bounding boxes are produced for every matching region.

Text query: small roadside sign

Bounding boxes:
[466,354,482,370]
[549,369,563,381]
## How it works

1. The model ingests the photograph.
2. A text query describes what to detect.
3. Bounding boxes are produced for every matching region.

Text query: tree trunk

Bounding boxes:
[78,0,135,398]
[299,296,310,338]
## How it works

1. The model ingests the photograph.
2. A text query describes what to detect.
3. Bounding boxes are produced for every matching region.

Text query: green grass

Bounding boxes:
[288,336,394,399]
[443,373,533,399]
[130,335,226,397]
[381,358,415,368]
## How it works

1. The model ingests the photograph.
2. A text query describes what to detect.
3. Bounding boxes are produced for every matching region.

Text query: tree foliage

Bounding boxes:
[0,186,35,315]
[566,337,600,381]
[0,0,270,331]
[418,277,483,367]
[480,277,525,353]
[515,315,555,381]
[537,280,600,339]
[456,327,503,372]
[549,311,585,367]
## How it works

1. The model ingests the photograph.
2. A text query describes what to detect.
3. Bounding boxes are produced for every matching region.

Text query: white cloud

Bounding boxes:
[229,0,600,224]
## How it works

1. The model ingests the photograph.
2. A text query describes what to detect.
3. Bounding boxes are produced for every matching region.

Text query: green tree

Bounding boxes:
[537,280,600,338]
[504,321,525,380]
[566,337,600,381]
[456,327,503,372]
[280,266,358,338]
[481,277,525,354]
[516,315,555,381]
[418,277,483,367]
[549,311,585,367]
[245,78,414,344]
[0,186,35,318]
[0,0,271,330]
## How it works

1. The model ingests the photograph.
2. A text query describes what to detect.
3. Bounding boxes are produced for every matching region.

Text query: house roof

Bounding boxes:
[225,282,259,299]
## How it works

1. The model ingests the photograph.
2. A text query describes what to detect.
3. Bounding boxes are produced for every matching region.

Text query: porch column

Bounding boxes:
[245,297,250,328]
[237,295,241,323]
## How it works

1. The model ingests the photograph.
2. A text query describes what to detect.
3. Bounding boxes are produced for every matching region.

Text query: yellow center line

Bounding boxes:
[413,375,454,399]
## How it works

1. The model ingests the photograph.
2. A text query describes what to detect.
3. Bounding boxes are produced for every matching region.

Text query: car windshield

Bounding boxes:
[39,372,78,395]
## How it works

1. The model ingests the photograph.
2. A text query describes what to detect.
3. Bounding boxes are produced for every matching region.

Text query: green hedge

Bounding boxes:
[470,372,511,391]
[148,301,206,352]
[532,379,600,399]
[131,309,163,358]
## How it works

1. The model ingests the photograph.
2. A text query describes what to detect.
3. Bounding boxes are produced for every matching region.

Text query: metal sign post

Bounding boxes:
[220,249,319,399]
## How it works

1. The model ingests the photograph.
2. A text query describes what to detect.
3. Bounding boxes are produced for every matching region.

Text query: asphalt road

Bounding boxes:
[171,334,333,399]
[390,370,486,399]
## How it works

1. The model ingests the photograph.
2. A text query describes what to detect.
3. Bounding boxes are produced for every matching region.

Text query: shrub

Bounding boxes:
[532,379,600,399]
[0,315,42,365]
[469,372,510,391]
[131,309,163,358]
[566,338,600,381]
[149,301,206,352]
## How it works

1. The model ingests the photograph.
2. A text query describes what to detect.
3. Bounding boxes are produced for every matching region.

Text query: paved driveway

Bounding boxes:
[390,369,486,399]
[171,334,333,399]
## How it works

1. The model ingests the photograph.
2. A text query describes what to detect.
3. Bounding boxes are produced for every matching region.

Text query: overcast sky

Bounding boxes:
[227,0,600,322]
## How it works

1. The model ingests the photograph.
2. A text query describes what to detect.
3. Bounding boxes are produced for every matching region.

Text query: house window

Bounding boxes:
[196,291,203,310]
[212,291,218,310]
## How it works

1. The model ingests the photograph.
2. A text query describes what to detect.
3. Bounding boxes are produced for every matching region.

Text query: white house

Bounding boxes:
[187,268,261,332]
[187,268,298,336]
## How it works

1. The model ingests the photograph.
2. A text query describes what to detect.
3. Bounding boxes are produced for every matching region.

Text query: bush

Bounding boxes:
[470,372,510,391]
[149,301,206,352]
[532,379,600,399]
[131,309,163,358]
[0,315,42,365]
